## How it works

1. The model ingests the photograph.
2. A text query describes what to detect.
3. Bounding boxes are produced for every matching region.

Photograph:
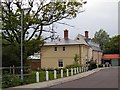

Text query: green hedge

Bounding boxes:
[65,64,81,69]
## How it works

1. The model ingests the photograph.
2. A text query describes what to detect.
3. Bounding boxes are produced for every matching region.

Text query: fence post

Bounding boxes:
[82,67,84,72]
[83,66,85,72]
[10,66,12,74]
[107,63,109,67]
[74,68,76,74]
[61,69,63,78]
[79,67,81,73]
[103,64,105,67]
[109,64,112,67]
[13,65,15,75]
[77,67,79,73]
[66,69,69,77]
[86,65,88,71]
[36,72,39,83]
[81,67,82,72]
[46,71,49,81]
[71,68,73,76]
[85,66,87,71]
[97,64,99,68]
[54,70,57,79]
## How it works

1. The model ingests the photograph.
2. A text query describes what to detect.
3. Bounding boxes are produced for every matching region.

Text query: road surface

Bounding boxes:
[49,67,119,88]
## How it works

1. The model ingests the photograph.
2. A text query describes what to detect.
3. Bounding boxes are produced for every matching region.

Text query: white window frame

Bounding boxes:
[58,59,63,68]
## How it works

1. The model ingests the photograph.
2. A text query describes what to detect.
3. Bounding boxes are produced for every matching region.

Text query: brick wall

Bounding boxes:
[30,59,41,70]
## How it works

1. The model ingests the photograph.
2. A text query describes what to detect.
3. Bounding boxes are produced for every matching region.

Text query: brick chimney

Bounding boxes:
[64,29,68,39]
[85,31,88,38]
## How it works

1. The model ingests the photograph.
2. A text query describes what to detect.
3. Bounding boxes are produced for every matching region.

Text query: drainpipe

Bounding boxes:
[98,51,99,64]
[86,45,88,66]
[79,45,81,65]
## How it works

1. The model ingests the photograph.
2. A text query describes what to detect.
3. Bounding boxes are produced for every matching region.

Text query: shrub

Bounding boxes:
[88,60,97,70]
[98,64,103,67]
[2,74,20,88]
[65,64,81,69]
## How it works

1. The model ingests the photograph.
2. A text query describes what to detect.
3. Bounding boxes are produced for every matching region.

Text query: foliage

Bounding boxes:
[65,64,81,69]
[88,60,97,70]
[1,0,86,66]
[2,42,20,66]
[92,29,110,50]
[65,54,81,69]
[2,74,20,88]
[1,0,85,45]
[98,64,103,67]
[2,39,43,66]
[2,73,37,88]
[2,70,67,88]
[3,64,90,88]
[104,35,120,54]
[73,54,80,65]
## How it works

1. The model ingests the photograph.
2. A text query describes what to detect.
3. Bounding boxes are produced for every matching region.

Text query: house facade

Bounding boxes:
[41,30,102,69]
[74,33,92,63]
[75,31,102,64]
[86,39,103,64]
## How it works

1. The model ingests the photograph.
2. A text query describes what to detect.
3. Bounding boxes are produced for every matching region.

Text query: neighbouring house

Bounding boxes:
[41,30,103,69]
[102,54,120,66]
[28,52,41,70]
[86,40,103,64]
[74,33,92,64]
[75,31,103,64]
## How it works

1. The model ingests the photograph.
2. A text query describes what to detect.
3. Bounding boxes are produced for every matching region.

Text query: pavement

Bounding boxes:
[3,67,108,90]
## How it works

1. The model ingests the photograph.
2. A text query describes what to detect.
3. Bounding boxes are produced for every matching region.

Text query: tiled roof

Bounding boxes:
[102,54,120,59]
[44,33,102,52]
[44,38,86,46]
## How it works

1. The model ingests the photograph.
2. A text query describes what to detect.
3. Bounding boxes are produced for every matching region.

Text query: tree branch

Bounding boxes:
[37,24,43,40]
[2,32,12,43]
[27,24,40,41]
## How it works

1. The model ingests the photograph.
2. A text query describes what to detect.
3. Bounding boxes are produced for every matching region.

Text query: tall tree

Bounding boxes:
[2,39,43,66]
[1,0,86,66]
[104,35,120,54]
[92,29,110,50]
[1,0,86,45]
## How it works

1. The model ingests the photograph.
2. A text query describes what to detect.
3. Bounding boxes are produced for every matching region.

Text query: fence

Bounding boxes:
[35,64,111,83]
[35,66,89,83]
[1,64,111,88]
[1,66,32,76]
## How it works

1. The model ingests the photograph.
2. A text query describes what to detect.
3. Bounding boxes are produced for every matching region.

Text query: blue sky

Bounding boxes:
[44,0,119,39]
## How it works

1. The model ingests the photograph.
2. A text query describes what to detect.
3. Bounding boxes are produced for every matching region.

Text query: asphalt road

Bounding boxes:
[49,67,119,88]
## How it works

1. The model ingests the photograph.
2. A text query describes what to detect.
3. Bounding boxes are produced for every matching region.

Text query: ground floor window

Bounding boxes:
[58,59,63,68]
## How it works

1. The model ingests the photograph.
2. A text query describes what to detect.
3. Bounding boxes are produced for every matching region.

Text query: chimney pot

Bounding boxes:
[85,31,88,38]
[64,29,68,39]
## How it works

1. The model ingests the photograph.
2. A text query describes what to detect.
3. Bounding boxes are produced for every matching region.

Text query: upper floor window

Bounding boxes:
[63,47,65,51]
[77,38,79,40]
[54,47,57,51]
